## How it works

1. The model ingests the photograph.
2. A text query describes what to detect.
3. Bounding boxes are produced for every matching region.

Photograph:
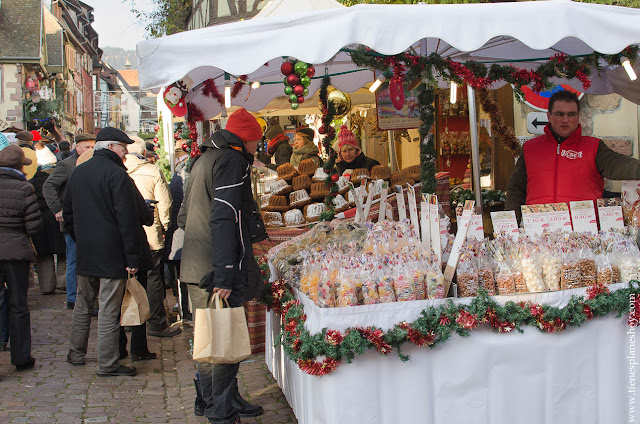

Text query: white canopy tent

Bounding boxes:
[137,1,640,118]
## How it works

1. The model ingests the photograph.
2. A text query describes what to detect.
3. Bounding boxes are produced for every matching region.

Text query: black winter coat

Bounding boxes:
[0,168,42,262]
[29,167,66,256]
[178,130,263,304]
[63,149,149,279]
[336,152,380,175]
[43,151,78,231]
[164,164,184,259]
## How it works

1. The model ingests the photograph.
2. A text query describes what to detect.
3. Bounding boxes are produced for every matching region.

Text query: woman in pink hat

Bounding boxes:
[336,125,379,176]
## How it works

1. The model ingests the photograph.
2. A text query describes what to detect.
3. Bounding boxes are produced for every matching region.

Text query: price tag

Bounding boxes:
[378,188,388,223]
[428,194,441,266]
[395,185,407,221]
[421,200,431,251]
[545,203,572,233]
[406,184,420,239]
[521,204,549,237]
[444,200,475,292]
[597,198,624,232]
[467,214,484,240]
[490,210,519,239]
[570,200,598,235]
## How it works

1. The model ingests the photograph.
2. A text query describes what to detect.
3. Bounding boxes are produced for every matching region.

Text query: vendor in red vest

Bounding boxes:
[506,90,640,220]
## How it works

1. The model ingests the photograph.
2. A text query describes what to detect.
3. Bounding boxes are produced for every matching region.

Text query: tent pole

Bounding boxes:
[388,130,397,172]
[467,85,482,213]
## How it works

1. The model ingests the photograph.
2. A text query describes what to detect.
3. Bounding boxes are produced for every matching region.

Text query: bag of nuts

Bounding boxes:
[496,261,516,295]
[560,251,581,290]
[456,259,478,298]
[596,254,617,285]
[578,249,597,287]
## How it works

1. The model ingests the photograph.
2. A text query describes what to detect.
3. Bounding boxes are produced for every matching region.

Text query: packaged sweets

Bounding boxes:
[376,266,396,303]
[578,249,597,287]
[337,264,359,307]
[540,252,561,291]
[409,261,426,300]
[477,257,495,295]
[495,262,516,295]
[393,263,416,302]
[521,255,546,292]
[457,260,478,298]
[514,271,527,293]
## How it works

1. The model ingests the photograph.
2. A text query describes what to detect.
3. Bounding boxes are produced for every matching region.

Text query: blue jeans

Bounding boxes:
[63,233,77,303]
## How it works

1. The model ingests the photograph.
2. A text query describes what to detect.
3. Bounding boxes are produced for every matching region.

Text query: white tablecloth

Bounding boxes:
[265,284,630,424]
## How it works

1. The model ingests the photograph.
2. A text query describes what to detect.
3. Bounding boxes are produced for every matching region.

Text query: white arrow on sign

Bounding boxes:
[526,112,548,135]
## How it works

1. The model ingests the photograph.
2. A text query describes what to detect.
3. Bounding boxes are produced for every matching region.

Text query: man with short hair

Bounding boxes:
[43,133,96,309]
[506,90,640,218]
[125,136,179,338]
[64,127,146,377]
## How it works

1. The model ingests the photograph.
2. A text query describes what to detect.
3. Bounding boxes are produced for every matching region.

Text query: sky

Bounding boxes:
[82,0,156,51]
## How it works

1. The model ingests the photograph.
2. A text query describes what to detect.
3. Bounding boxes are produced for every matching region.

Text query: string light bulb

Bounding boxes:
[224,73,231,108]
[621,56,637,81]
[450,81,458,104]
[369,75,386,93]
[251,81,261,89]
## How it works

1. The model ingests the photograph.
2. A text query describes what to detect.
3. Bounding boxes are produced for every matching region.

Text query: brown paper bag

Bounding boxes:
[192,292,251,364]
[120,274,151,326]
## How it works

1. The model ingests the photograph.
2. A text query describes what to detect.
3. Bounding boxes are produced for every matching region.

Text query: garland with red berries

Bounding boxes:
[316,76,341,222]
[261,275,640,377]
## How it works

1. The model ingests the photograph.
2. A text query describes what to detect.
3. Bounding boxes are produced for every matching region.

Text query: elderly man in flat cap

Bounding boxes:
[64,127,152,377]
[0,145,42,371]
[15,131,38,180]
[43,133,96,309]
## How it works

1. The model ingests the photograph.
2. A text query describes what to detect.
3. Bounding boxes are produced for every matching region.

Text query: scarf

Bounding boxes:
[267,133,288,156]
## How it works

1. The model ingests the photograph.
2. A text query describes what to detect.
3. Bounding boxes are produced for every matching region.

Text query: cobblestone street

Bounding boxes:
[0,288,297,424]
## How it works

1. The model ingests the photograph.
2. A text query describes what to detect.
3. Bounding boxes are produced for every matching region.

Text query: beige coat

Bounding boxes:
[125,154,172,251]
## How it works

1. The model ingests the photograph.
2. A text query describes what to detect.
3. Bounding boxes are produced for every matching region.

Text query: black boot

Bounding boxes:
[233,389,263,418]
[194,378,206,416]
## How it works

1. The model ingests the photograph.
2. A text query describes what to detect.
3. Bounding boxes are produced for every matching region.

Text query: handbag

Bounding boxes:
[192,292,251,364]
[120,273,151,326]
[168,228,184,261]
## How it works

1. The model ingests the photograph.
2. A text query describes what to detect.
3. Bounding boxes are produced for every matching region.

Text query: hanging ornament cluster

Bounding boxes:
[281,59,315,110]
[163,77,194,117]
[177,123,201,159]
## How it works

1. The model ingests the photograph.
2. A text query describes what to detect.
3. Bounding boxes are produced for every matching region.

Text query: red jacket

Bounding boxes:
[523,125,603,205]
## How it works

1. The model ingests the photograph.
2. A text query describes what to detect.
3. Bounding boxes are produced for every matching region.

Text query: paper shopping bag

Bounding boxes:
[120,274,151,326]
[192,292,251,364]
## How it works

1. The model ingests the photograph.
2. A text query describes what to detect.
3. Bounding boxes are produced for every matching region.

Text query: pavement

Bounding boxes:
[0,286,297,424]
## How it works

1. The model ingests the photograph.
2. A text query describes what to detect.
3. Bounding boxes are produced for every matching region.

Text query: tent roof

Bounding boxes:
[137,1,640,120]
[254,0,344,18]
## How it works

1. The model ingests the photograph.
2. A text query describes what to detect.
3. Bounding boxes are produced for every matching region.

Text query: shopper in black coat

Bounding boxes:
[0,145,42,371]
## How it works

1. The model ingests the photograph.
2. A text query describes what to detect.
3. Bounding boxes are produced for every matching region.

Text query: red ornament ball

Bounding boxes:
[297,96,305,104]
[306,65,316,78]
[174,132,181,140]
[281,61,294,76]
[286,74,299,86]
[154,125,160,132]
[318,126,326,135]
[292,84,304,96]
[182,143,189,151]
[330,174,339,183]
[153,137,159,143]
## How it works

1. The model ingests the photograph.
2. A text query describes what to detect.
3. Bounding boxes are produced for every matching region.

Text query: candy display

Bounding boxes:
[269,220,445,308]
[457,230,640,297]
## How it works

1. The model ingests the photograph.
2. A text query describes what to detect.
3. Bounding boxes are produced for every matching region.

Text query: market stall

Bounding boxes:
[136,2,640,423]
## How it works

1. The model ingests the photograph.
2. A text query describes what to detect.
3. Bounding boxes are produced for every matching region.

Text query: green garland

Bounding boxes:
[317,76,340,221]
[261,277,640,376]
[348,46,639,195]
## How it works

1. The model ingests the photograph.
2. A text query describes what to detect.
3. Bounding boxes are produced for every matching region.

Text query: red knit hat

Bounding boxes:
[337,125,360,152]
[226,108,263,142]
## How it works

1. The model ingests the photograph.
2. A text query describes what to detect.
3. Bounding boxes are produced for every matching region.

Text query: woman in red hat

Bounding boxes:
[336,125,379,175]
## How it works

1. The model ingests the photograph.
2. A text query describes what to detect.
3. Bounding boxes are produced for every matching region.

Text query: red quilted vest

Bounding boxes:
[524,125,603,205]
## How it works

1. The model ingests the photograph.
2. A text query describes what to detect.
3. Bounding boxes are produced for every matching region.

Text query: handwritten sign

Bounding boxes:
[570,200,598,234]
[490,210,519,239]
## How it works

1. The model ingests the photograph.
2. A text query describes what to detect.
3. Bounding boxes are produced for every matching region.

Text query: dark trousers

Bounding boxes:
[119,271,150,356]
[0,261,32,366]
[198,362,241,424]
[147,250,168,331]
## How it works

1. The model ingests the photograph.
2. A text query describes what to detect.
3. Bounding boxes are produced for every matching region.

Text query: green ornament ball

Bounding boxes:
[294,61,308,76]
[284,86,293,95]
[303,88,309,96]
[291,103,299,110]
[300,76,311,87]
[284,76,289,85]
[289,93,299,103]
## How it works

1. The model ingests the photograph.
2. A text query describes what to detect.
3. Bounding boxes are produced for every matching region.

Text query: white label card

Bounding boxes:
[570,200,598,235]
[467,214,484,240]
[490,210,519,239]
[395,185,407,221]
[406,184,420,239]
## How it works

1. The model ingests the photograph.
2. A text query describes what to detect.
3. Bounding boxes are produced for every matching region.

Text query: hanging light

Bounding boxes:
[251,81,261,89]
[369,75,386,93]
[450,81,458,104]
[224,73,232,108]
[621,56,637,81]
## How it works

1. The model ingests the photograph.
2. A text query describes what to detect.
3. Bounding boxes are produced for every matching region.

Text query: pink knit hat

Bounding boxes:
[337,125,360,158]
